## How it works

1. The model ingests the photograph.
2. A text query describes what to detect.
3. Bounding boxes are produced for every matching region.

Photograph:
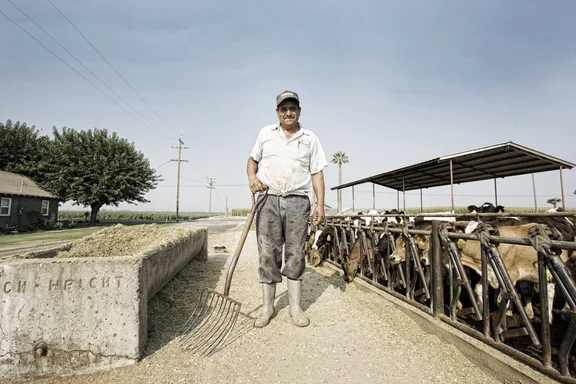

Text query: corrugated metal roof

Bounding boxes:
[332,142,576,191]
[0,171,59,199]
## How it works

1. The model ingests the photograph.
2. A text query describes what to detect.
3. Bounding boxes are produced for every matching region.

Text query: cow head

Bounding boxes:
[307,227,335,267]
[342,229,373,283]
[389,222,432,266]
[384,209,405,224]
[389,233,431,266]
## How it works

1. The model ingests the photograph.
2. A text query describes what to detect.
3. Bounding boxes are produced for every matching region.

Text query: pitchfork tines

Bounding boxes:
[179,188,268,356]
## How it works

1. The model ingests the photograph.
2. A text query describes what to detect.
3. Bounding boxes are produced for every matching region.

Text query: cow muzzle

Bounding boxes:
[389,254,402,265]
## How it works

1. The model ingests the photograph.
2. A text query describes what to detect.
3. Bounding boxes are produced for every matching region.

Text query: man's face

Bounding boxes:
[276,100,301,129]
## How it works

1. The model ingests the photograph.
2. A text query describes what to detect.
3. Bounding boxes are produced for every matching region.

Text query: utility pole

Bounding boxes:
[225,196,229,217]
[171,137,189,221]
[207,177,216,215]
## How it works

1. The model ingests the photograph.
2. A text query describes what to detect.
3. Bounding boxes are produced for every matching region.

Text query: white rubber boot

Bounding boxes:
[254,283,276,328]
[287,278,310,327]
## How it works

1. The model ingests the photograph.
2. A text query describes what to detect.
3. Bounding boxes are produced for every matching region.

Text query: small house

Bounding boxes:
[0,170,60,228]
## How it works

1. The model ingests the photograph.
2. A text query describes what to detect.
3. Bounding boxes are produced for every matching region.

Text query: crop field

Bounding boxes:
[58,211,223,221]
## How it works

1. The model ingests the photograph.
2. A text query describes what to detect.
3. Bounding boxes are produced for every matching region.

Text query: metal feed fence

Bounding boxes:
[317,212,576,383]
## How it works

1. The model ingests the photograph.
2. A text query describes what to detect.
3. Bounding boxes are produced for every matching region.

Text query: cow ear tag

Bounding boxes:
[457,239,467,250]
[418,240,425,250]
[327,234,331,241]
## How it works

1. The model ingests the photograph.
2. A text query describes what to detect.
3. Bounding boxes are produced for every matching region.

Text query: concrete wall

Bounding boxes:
[0,227,207,381]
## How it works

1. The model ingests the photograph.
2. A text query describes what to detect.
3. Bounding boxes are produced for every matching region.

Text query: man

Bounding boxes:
[247,90,327,328]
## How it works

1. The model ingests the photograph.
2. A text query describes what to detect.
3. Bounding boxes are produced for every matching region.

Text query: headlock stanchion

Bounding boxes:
[528,224,576,377]
[359,230,374,279]
[438,222,483,321]
[473,223,541,347]
[383,224,406,290]
[332,223,341,264]
[401,224,430,301]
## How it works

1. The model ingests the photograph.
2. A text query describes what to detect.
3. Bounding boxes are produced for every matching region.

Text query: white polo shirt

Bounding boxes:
[250,124,328,198]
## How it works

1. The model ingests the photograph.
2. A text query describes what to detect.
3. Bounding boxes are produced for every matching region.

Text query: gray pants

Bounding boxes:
[256,194,311,284]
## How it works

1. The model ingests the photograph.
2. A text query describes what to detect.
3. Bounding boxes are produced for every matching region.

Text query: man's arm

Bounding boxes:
[247,157,266,194]
[311,171,325,225]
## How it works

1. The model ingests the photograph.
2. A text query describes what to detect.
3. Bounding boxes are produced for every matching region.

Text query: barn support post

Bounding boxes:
[420,189,423,213]
[532,174,538,212]
[449,160,455,213]
[352,186,355,213]
[493,178,498,206]
[397,190,400,211]
[431,221,444,319]
[402,178,406,211]
[560,166,566,210]
[372,183,376,210]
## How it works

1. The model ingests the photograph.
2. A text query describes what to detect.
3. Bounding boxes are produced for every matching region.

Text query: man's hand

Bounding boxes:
[249,176,267,194]
[312,204,325,226]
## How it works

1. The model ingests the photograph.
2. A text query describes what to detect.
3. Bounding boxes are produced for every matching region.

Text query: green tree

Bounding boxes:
[0,119,51,181]
[331,151,349,214]
[42,127,161,225]
[547,197,562,209]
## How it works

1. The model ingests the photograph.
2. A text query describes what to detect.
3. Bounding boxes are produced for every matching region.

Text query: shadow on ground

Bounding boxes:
[272,266,349,314]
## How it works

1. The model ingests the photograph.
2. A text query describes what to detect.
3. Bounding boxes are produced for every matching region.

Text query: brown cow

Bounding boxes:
[389,221,569,323]
[342,229,374,283]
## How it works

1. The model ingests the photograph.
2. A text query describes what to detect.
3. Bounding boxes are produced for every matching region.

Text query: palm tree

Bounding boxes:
[547,197,562,209]
[331,151,349,214]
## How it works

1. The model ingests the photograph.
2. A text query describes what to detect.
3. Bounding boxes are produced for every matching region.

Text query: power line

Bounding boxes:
[47,0,179,138]
[214,188,225,202]
[154,160,172,170]
[6,0,169,142]
[0,8,165,140]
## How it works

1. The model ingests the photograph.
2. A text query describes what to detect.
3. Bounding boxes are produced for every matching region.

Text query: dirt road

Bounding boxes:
[15,217,554,384]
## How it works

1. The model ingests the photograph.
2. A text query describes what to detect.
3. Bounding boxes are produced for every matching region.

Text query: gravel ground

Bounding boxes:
[19,218,525,384]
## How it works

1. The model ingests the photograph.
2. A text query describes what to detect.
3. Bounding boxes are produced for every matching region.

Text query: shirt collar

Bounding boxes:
[272,124,307,134]
[273,124,307,142]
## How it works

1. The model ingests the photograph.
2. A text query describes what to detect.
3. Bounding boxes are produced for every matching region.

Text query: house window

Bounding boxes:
[41,200,49,216]
[0,198,11,216]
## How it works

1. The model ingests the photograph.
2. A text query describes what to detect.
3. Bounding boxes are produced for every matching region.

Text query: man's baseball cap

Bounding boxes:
[276,90,300,107]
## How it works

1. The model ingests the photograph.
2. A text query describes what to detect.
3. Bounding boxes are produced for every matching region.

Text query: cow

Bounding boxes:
[342,228,375,283]
[389,220,569,323]
[384,209,412,224]
[305,226,335,267]
[467,202,506,213]
[389,220,434,267]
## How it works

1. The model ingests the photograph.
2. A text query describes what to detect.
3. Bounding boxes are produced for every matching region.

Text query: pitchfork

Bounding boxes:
[179,188,268,356]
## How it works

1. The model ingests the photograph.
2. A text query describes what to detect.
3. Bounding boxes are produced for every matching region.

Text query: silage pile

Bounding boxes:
[56,224,193,258]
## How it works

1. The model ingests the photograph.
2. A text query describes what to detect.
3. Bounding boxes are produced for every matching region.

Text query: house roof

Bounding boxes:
[331,141,576,192]
[0,171,59,199]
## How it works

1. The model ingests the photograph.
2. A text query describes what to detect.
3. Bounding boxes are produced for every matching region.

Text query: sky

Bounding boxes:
[1,0,575,213]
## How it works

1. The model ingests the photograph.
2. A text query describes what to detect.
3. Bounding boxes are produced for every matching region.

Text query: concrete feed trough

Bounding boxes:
[0,224,207,381]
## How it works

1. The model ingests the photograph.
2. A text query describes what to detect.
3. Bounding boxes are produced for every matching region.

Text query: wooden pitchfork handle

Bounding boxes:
[223,187,269,297]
